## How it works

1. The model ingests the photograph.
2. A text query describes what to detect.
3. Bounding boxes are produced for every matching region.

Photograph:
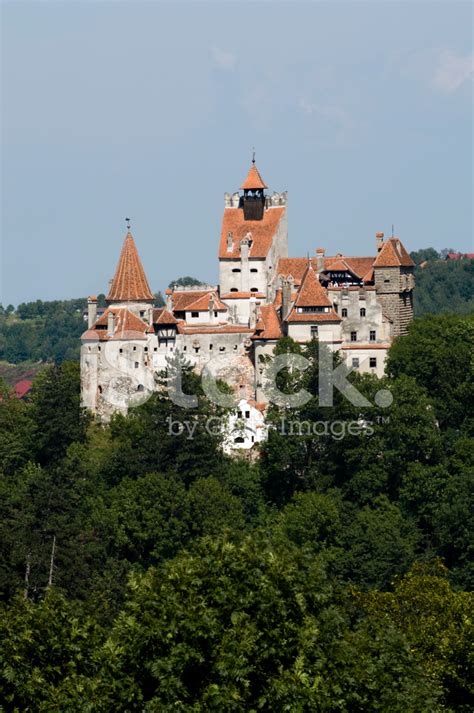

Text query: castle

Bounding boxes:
[81,159,415,446]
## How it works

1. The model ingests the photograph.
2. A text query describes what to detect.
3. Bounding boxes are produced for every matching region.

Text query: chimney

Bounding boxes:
[148,307,154,325]
[208,293,216,323]
[249,297,258,329]
[315,247,325,273]
[281,275,294,321]
[376,232,384,252]
[165,288,173,310]
[107,310,115,336]
[87,296,98,329]
[227,231,233,252]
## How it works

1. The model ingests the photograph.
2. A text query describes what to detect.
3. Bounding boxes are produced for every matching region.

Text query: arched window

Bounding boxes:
[234,436,245,444]
[137,384,144,392]
[250,287,259,292]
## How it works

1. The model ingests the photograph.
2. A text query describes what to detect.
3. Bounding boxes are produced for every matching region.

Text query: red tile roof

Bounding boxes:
[294,264,333,308]
[373,238,414,268]
[278,256,376,285]
[153,308,178,325]
[14,379,33,399]
[171,290,223,311]
[177,324,254,335]
[184,292,227,312]
[106,232,154,303]
[240,162,268,190]
[219,207,285,259]
[252,304,283,340]
[81,308,149,341]
[287,310,342,323]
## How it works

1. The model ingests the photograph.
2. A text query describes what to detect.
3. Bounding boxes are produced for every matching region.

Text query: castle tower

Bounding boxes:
[106,230,154,319]
[240,158,268,221]
[373,235,415,336]
[219,159,288,318]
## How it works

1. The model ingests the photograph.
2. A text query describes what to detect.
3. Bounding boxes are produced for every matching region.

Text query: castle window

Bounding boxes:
[232,268,241,273]
[194,346,200,354]
[350,331,357,342]
[140,311,145,318]
[98,385,103,394]
[384,279,390,283]
[137,384,144,392]
[119,348,123,353]
[370,330,376,341]
[234,436,245,444]
[230,288,238,293]
[360,308,366,317]
[352,358,359,368]
[214,311,218,317]
[245,411,250,418]
[191,311,199,318]
[133,346,136,351]
[370,357,377,368]
[134,362,139,368]
[342,308,348,318]
[98,346,101,351]
[209,344,213,350]
[233,344,238,351]
[219,346,226,352]
[183,346,187,352]
[250,268,258,273]
[250,287,259,292]
[334,304,338,313]
[311,326,318,339]
[154,347,157,351]
[144,347,148,352]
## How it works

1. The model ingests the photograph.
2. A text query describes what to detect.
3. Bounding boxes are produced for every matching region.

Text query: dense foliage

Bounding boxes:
[410,250,474,316]
[0,313,472,710]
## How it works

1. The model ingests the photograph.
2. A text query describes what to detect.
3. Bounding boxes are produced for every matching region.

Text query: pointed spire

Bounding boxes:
[295,263,332,308]
[240,161,268,191]
[106,230,154,303]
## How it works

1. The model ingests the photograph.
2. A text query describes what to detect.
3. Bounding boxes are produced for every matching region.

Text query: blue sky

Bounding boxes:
[2,1,473,305]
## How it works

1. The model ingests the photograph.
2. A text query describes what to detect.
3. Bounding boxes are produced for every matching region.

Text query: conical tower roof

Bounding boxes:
[240,161,268,190]
[106,231,154,302]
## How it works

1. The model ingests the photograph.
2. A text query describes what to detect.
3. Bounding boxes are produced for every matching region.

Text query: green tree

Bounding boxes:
[387,314,474,430]
[29,362,90,465]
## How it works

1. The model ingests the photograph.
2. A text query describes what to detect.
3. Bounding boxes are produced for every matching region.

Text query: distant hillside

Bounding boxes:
[410,250,474,316]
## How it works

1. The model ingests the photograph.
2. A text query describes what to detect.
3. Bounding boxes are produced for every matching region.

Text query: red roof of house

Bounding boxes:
[81,307,150,341]
[286,310,342,323]
[294,264,333,308]
[153,308,178,325]
[240,162,268,190]
[14,379,33,399]
[106,232,154,303]
[373,238,414,268]
[252,304,283,340]
[446,253,474,260]
[278,256,376,285]
[219,206,286,259]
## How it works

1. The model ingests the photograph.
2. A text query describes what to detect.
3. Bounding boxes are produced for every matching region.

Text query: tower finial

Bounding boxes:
[392,223,395,238]
[126,217,131,232]
[252,146,255,164]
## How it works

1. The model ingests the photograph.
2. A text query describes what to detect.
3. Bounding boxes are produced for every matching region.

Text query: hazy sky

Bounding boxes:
[2,1,473,305]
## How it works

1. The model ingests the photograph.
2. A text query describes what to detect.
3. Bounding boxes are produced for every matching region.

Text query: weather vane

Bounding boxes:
[252,147,256,164]
[126,217,131,231]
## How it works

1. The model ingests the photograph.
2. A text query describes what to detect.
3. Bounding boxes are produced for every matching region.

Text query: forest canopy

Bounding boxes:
[0,313,472,710]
